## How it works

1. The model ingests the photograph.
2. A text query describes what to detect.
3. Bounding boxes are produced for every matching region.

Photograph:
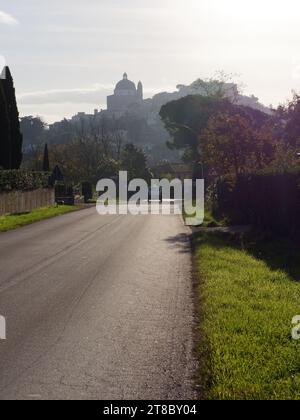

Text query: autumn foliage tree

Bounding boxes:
[200,111,276,179]
[160,94,276,179]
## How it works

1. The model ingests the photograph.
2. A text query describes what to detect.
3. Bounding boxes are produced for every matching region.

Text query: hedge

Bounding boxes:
[0,170,51,192]
[213,173,300,235]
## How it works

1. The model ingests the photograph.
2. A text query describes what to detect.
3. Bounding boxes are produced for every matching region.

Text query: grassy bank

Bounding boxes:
[183,206,225,227]
[0,205,81,232]
[194,231,300,400]
[201,210,225,227]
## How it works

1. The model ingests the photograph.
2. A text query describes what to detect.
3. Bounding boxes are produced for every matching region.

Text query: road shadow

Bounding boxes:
[193,230,300,282]
[245,234,300,282]
[164,233,191,254]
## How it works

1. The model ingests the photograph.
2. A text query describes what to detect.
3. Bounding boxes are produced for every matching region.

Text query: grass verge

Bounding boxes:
[0,205,81,232]
[194,231,300,400]
[183,206,225,227]
[202,209,225,227]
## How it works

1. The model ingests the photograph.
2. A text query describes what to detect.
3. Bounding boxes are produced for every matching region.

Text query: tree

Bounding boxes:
[121,144,152,182]
[43,143,50,172]
[0,80,11,169]
[275,93,300,147]
[46,140,119,185]
[20,116,47,149]
[200,109,275,179]
[188,72,239,100]
[1,67,23,169]
[160,95,231,163]
[160,90,274,179]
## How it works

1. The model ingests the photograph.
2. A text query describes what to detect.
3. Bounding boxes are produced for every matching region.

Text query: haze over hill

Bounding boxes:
[19,75,271,126]
[2,0,299,123]
[20,75,272,164]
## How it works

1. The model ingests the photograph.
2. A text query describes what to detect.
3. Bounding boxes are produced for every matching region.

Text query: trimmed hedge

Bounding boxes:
[0,170,51,192]
[213,173,300,234]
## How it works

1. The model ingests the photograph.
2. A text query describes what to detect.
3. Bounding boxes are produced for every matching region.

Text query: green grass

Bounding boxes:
[183,206,225,227]
[194,231,300,400]
[202,209,226,227]
[0,205,81,232]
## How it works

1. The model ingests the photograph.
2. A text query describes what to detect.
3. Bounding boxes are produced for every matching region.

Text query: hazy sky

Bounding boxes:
[0,0,299,123]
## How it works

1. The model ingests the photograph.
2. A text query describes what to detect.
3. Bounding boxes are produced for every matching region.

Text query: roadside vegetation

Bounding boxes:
[201,209,225,228]
[183,208,225,227]
[0,205,81,232]
[161,85,300,399]
[194,231,300,400]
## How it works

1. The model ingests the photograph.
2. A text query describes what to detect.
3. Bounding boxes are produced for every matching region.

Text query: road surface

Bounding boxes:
[0,208,196,400]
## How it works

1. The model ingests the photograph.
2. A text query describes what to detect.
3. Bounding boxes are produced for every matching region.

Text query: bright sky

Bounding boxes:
[0,0,299,123]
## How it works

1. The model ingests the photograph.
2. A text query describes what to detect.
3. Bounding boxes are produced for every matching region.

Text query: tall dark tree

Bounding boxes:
[1,66,23,169]
[42,143,50,172]
[160,95,231,163]
[0,79,11,169]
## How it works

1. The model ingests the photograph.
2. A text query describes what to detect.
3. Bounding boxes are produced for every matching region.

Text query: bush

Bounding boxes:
[0,170,51,192]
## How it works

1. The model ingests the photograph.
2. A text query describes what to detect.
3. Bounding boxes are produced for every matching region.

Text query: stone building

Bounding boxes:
[107,73,143,116]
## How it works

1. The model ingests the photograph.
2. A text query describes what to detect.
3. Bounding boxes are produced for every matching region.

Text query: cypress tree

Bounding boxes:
[2,67,23,169]
[0,79,11,169]
[43,143,50,172]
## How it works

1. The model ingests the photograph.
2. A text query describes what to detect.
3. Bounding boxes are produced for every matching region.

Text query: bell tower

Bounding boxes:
[137,81,143,100]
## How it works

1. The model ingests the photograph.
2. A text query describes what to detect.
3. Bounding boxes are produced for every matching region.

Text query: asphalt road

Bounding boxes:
[0,208,196,400]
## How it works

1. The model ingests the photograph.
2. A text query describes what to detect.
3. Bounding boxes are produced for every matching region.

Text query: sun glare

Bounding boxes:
[201,0,298,22]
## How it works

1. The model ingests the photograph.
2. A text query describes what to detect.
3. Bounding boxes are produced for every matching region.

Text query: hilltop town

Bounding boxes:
[22,73,272,164]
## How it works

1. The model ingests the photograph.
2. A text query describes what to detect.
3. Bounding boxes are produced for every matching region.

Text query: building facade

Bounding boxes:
[107,73,143,115]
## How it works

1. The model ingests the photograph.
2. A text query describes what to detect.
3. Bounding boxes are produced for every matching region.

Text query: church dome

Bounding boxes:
[115,73,136,91]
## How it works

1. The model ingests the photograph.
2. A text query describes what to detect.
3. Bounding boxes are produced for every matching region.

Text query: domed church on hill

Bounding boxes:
[107,73,143,115]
